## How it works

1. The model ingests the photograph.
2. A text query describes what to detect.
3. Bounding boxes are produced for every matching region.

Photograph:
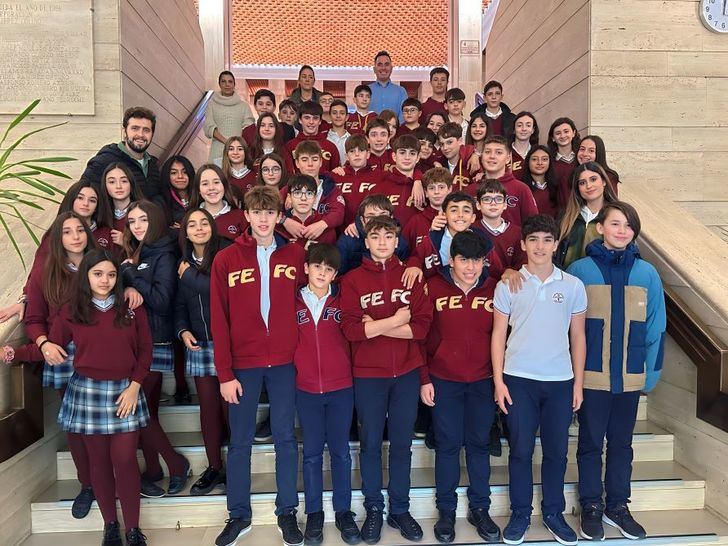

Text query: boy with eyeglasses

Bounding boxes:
[477,180,526,272]
[396,98,423,138]
[280,174,336,247]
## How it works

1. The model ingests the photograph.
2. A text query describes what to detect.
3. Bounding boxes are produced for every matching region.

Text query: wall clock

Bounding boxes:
[700,0,728,33]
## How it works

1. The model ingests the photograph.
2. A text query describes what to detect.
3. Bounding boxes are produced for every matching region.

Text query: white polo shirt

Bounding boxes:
[494,265,587,381]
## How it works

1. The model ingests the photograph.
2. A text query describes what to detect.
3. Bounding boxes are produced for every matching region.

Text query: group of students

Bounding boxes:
[0,59,666,546]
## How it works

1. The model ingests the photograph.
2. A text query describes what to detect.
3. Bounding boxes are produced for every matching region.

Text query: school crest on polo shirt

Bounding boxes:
[552,292,564,304]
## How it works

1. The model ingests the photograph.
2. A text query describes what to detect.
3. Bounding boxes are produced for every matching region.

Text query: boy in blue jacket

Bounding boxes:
[567,201,666,542]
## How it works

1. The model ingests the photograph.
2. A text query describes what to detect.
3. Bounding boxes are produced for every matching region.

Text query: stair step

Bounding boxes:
[32,461,704,533]
[20,509,728,545]
[156,394,649,433]
[55,420,673,480]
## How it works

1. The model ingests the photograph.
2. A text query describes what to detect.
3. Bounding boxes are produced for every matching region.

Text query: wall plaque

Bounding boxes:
[0,1,94,115]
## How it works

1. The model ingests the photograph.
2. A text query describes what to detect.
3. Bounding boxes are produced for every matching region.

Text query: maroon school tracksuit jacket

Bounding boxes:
[294,285,353,394]
[346,112,377,135]
[447,145,479,192]
[401,206,439,252]
[280,174,346,229]
[421,97,446,122]
[372,168,423,227]
[340,255,432,379]
[423,269,496,384]
[210,231,306,382]
[278,210,337,247]
[331,165,382,228]
[368,152,395,174]
[285,132,341,173]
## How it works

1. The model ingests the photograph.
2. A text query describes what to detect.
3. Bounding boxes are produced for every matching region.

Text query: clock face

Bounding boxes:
[700,0,728,33]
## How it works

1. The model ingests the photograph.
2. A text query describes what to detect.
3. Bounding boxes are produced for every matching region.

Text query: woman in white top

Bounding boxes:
[203,71,255,163]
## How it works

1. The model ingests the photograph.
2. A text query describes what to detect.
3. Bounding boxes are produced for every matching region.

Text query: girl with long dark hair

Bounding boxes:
[522,145,559,219]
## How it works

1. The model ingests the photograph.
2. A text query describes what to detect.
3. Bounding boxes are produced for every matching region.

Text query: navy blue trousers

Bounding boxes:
[577,388,641,510]
[431,376,496,511]
[296,386,354,514]
[354,369,419,514]
[505,374,573,517]
[227,364,298,519]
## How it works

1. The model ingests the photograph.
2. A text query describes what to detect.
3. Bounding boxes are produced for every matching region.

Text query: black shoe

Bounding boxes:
[254,416,272,442]
[335,510,361,545]
[468,507,501,542]
[304,511,325,544]
[215,517,252,546]
[142,468,164,483]
[101,521,122,546]
[140,477,166,498]
[125,527,148,546]
[603,504,646,540]
[580,503,605,540]
[278,511,304,546]
[424,426,436,450]
[71,487,94,519]
[387,511,424,542]
[191,466,226,496]
[434,509,456,543]
[174,391,192,405]
[414,413,428,438]
[360,508,383,544]
[489,420,502,457]
[167,457,191,495]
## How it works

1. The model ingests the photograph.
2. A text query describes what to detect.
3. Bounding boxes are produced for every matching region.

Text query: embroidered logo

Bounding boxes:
[552,292,564,304]
[228,225,238,234]
[137,263,149,270]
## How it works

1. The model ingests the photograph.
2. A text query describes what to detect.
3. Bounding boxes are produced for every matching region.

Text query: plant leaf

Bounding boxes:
[0,213,26,268]
[10,175,57,195]
[21,164,72,179]
[5,189,63,205]
[0,156,76,175]
[0,99,40,149]
[0,120,69,166]
[10,205,39,245]
[11,197,43,210]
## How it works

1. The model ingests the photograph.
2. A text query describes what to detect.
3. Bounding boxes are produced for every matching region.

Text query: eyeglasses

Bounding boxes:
[291,190,315,199]
[480,196,505,204]
[402,107,420,114]
[261,166,282,174]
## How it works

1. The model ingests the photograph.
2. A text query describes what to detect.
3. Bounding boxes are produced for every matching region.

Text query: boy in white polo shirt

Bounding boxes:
[491,214,587,546]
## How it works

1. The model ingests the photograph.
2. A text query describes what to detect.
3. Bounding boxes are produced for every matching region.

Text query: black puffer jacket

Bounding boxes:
[121,234,177,343]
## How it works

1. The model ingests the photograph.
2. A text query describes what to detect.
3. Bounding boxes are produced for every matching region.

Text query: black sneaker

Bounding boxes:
[255,416,273,442]
[278,511,304,546]
[168,457,192,495]
[101,521,122,546]
[603,504,646,540]
[142,468,164,483]
[140,477,166,498]
[304,511,324,544]
[434,509,456,543]
[468,507,501,542]
[580,504,605,541]
[387,511,424,542]
[335,510,361,545]
[71,487,94,519]
[191,466,226,496]
[489,419,502,457]
[215,517,252,546]
[360,507,383,545]
[125,527,148,546]
[542,513,578,546]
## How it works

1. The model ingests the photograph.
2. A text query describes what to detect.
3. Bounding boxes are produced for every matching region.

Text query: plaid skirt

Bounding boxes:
[42,342,76,390]
[185,340,217,377]
[58,372,150,434]
[150,343,174,373]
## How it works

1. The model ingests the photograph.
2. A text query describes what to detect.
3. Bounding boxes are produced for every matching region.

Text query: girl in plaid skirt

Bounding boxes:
[49,249,153,546]
[120,200,190,496]
[4,212,97,519]
[175,209,232,495]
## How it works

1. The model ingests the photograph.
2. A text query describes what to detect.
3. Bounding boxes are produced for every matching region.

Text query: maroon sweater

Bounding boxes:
[394,124,420,139]
[479,220,526,270]
[372,168,422,227]
[368,151,395,173]
[214,208,248,240]
[346,112,377,135]
[24,267,67,342]
[421,97,446,121]
[331,165,382,227]
[510,148,527,181]
[210,232,306,382]
[340,255,432,379]
[531,185,559,219]
[285,132,341,173]
[424,270,496,384]
[50,304,152,384]
[401,206,439,251]
[294,286,353,394]
[446,145,479,192]
[553,157,577,210]
[279,210,337,247]
[229,170,257,196]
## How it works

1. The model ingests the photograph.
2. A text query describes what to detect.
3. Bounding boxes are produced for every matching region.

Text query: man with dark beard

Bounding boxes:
[81,107,164,208]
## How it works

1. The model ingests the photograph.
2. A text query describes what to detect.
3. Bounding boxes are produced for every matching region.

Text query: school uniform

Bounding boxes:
[368,151,395,174]
[278,209,337,248]
[203,201,248,241]
[210,230,306,520]
[426,268,498,512]
[242,123,295,147]
[401,206,439,252]
[346,111,377,135]
[50,300,152,530]
[406,226,504,280]
[567,241,666,511]
[553,153,577,210]
[479,220,526,272]
[294,284,354,514]
[469,172,539,227]
[330,164,381,228]
[285,132,341,173]
[493,266,587,517]
[335,216,410,276]
[372,168,423,227]
[529,183,559,219]
[280,174,346,230]
[228,168,257,196]
[340,255,432,514]
[175,238,233,471]
[510,146,529,181]
[469,103,516,137]
[446,146,479,192]
[421,97,446,122]
[327,129,351,167]
[394,124,420,139]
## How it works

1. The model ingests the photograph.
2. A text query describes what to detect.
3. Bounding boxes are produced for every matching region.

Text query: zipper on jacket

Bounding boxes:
[314,322,323,393]
[198,295,209,339]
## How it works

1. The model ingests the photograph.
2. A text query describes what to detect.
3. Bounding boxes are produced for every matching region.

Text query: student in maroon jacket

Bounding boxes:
[189,164,248,240]
[395,98,423,138]
[509,112,540,181]
[340,215,433,544]
[49,249,153,546]
[285,101,341,173]
[347,84,377,135]
[438,123,479,192]
[211,186,306,546]
[548,117,581,209]
[421,231,501,544]
[401,167,453,252]
[373,134,425,227]
[365,118,395,173]
[477,180,527,272]
[421,67,449,121]
[280,175,337,247]
[469,81,516,137]
[294,244,361,545]
[470,136,539,227]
